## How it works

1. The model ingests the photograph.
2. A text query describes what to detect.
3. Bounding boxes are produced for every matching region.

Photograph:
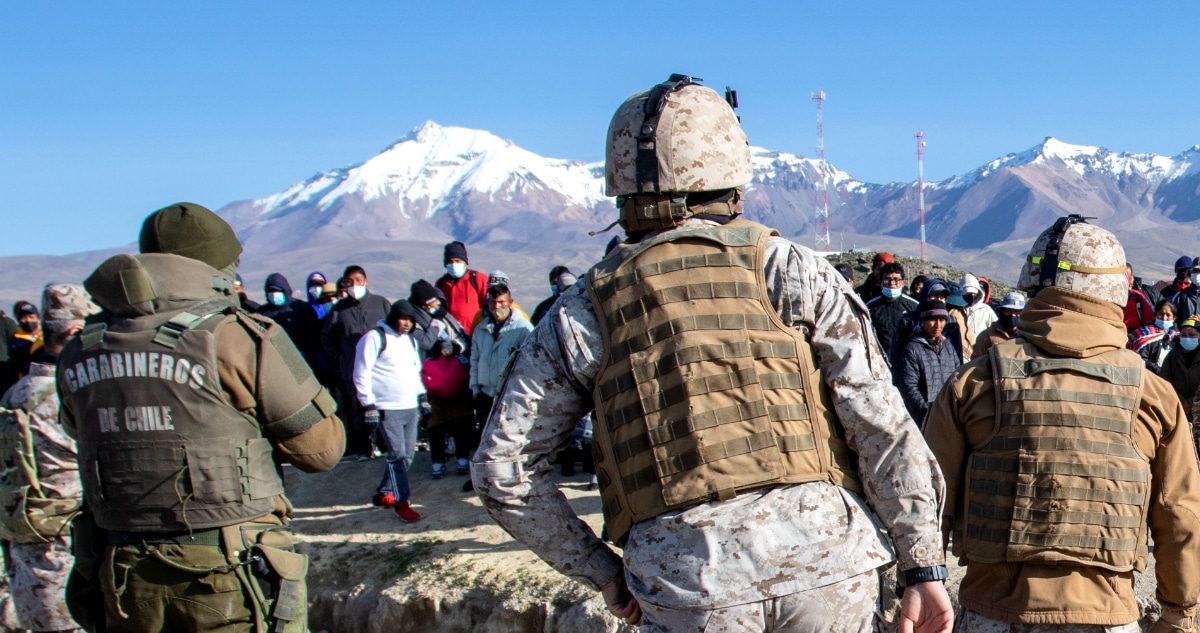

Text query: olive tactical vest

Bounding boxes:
[585,219,862,546]
[60,300,286,533]
[960,340,1150,572]
[0,408,81,543]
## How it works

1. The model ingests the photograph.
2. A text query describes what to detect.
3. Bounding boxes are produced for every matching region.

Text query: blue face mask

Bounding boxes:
[1182,337,1200,352]
[266,291,286,307]
[881,287,903,300]
[1156,319,1174,331]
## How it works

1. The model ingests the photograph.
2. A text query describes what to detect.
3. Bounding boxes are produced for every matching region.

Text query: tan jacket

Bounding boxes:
[925,287,1200,628]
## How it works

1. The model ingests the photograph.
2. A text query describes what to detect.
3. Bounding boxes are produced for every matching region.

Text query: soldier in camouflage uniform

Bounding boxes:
[471,75,953,632]
[925,216,1200,633]
[58,203,345,633]
[0,284,99,633]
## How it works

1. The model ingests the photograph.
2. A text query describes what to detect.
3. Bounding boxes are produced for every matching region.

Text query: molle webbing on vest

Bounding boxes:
[960,341,1149,572]
[62,286,288,533]
[585,219,862,546]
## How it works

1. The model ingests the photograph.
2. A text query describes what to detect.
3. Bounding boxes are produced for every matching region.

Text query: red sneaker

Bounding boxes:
[372,493,396,508]
[395,501,421,523]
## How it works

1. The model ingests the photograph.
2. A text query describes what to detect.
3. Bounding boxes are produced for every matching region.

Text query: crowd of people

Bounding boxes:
[5,72,1200,633]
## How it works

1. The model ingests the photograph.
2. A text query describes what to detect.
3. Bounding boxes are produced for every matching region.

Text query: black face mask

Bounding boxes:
[1005,315,1020,330]
[19,321,38,333]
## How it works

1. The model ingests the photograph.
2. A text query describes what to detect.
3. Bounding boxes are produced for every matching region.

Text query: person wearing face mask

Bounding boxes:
[468,271,530,333]
[890,278,965,374]
[436,241,490,336]
[408,280,473,480]
[1171,262,1200,323]
[305,271,330,319]
[8,301,43,383]
[321,265,392,460]
[1129,299,1179,374]
[255,272,321,367]
[531,266,578,327]
[956,273,998,362]
[1160,319,1200,415]
[970,292,1025,360]
[865,262,918,364]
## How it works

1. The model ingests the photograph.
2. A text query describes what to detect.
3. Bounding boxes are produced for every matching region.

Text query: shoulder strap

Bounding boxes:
[152,298,236,349]
[375,326,388,358]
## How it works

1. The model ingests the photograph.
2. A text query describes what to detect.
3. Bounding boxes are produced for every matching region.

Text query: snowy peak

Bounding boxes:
[748,146,867,193]
[252,121,605,219]
[941,137,1191,189]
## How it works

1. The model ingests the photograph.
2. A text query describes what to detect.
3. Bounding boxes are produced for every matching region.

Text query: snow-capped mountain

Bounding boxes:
[219,122,1200,265]
[218,121,614,254]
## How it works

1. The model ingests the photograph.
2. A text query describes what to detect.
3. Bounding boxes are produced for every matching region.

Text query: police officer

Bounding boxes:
[58,203,345,633]
[0,284,99,633]
[925,216,1200,633]
[471,75,952,632]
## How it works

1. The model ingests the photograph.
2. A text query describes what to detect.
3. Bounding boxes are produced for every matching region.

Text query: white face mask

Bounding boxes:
[1191,273,1200,286]
[308,286,322,301]
[447,262,467,279]
[349,285,367,300]
[266,291,286,307]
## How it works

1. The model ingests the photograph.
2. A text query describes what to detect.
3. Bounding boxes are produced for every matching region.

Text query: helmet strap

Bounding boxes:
[635,74,699,194]
[616,188,742,233]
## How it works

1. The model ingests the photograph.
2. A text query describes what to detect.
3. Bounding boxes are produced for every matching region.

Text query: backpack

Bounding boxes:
[0,407,80,543]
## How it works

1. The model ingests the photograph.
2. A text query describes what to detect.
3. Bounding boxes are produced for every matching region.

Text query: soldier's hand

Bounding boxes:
[899,580,953,633]
[600,573,642,626]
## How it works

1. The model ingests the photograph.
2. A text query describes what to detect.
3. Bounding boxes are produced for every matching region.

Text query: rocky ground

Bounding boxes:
[0,450,1167,632]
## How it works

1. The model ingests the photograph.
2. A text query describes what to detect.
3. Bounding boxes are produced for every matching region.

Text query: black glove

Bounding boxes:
[418,394,432,420]
[364,406,381,427]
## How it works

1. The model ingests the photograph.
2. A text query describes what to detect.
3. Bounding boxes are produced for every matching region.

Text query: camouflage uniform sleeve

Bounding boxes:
[470,288,624,591]
[764,237,946,571]
[215,317,345,473]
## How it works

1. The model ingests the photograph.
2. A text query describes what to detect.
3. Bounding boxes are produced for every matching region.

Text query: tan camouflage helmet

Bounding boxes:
[41,283,100,322]
[1017,215,1128,306]
[605,74,753,198]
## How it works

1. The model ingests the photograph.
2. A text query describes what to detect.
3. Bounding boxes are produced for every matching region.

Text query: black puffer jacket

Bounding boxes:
[1160,345,1200,405]
[899,334,962,428]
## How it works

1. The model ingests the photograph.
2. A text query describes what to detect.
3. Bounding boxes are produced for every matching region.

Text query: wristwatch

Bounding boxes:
[902,565,949,587]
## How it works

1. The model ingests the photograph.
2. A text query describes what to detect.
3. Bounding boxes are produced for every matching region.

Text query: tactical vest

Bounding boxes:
[60,299,286,533]
[585,219,862,547]
[960,340,1150,572]
[0,408,81,543]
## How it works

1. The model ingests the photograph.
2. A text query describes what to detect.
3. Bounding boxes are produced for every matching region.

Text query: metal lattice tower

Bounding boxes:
[812,91,831,251]
[915,131,926,261]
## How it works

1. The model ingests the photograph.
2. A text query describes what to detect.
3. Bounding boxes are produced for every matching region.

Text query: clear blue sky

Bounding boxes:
[4,1,1199,256]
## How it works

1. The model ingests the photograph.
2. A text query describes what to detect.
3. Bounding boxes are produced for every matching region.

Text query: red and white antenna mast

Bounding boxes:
[812,91,831,251]
[915,131,926,261]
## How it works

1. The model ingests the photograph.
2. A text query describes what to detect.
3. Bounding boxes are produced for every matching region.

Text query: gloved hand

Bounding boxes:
[364,407,381,427]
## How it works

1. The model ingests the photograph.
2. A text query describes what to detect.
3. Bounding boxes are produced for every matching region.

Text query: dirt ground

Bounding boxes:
[288,450,1164,632]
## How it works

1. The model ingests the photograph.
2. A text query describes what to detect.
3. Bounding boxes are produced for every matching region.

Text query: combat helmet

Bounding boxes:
[1017,215,1128,306]
[605,74,753,233]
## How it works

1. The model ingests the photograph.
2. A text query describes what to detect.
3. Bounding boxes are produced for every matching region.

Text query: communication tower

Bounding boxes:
[812,91,831,251]
[916,131,927,261]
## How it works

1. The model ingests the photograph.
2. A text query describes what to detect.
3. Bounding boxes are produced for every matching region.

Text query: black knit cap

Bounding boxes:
[919,299,949,321]
[388,300,421,326]
[443,241,469,266]
[410,279,439,307]
[139,202,242,270]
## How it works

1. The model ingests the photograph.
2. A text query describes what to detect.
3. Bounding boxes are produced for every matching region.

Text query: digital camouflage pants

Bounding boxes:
[638,568,880,633]
[9,536,81,632]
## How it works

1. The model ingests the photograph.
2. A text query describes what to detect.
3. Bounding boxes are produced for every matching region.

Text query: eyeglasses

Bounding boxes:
[881,276,904,287]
